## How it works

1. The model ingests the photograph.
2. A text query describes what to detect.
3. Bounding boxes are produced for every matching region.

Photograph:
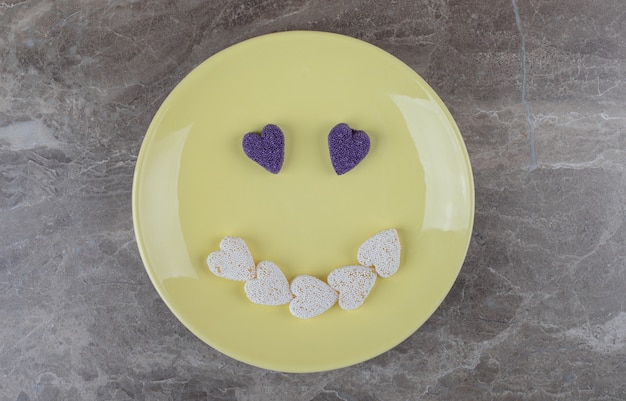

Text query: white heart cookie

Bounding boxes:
[206,237,256,281]
[357,228,401,278]
[327,266,377,310]
[289,275,338,319]
[244,261,293,305]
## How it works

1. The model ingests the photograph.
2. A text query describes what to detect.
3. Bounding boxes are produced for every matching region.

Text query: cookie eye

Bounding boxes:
[241,123,371,175]
[327,123,371,175]
[242,124,285,174]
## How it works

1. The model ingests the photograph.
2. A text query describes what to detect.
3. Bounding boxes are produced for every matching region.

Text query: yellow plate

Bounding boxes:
[132,31,474,373]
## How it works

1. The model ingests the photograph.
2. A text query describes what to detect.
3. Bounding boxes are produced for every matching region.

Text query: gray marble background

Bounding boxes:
[1,1,625,400]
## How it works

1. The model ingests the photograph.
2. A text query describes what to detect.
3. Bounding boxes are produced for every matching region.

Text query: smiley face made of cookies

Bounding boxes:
[207,123,402,318]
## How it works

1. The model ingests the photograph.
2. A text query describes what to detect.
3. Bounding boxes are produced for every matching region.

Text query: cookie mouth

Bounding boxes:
[206,228,401,319]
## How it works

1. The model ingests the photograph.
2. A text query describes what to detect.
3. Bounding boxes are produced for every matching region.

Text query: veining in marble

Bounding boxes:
[1,0,625,400]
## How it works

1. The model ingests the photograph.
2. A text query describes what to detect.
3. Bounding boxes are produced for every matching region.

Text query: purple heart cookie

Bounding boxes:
[328,123,370,175]
[242,124,285,174]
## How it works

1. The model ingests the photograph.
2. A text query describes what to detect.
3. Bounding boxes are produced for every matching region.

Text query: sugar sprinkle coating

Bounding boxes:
[327,265,378,310]
[207,237,256,281]
[244,261,293,306]
[289,275,338,319]
[357,229,401,278]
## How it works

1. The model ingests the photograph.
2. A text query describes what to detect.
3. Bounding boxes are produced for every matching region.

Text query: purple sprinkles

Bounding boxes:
[328,123,371,175]
[242,124,285,174]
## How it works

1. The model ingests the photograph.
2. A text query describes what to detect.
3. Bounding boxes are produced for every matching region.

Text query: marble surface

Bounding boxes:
[1,0,625,400]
